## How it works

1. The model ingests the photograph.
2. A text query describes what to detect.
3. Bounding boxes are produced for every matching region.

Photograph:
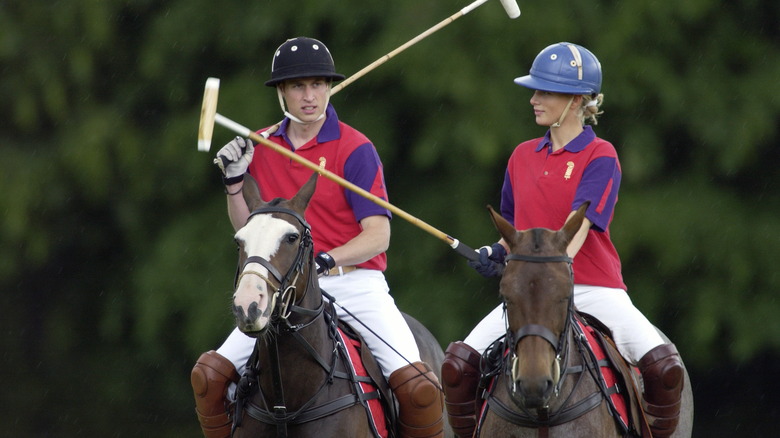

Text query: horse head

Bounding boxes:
[488,202,589,410]
[232,172,320,337]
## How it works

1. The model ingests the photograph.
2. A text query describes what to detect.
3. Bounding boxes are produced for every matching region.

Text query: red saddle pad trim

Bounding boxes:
[337,328,388,438]
[577,320,629,429]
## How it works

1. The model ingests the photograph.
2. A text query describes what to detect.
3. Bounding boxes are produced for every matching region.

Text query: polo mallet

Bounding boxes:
[198,0,520,152]
[331,0,521,95]
[198,78,480,261]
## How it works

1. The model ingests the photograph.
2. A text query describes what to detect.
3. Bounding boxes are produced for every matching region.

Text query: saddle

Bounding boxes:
[576,312,652,437]
[337,321,395,437]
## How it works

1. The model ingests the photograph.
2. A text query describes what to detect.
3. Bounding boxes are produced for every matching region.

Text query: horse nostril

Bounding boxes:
[532,377,555,402]
[517,376,555,400]
[247,302,260,321]
[232,304,246,320]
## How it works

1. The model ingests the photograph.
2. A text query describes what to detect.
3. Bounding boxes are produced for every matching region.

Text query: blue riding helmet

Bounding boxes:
[265,37,346,87]
[514,42,602,95]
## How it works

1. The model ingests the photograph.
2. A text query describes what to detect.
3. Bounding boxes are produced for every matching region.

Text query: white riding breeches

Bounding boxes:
[463,285,665,364]
[217,268,420,392]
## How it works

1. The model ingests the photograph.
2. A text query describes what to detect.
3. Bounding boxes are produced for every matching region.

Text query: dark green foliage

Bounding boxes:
[1,0,778,435]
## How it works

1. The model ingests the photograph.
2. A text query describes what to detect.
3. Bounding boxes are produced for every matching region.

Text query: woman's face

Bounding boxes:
[529,90,575,126]
[281,77,330,122]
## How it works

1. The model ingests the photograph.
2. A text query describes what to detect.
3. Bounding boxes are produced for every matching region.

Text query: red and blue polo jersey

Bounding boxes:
[247,104,391,271]
[500,126,626,290]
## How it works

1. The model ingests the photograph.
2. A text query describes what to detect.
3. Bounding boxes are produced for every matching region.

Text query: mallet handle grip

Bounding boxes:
[212,113,478,261]
[213,115,279,171]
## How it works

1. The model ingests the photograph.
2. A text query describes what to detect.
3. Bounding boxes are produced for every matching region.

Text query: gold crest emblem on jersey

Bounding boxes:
[564,161,575,180]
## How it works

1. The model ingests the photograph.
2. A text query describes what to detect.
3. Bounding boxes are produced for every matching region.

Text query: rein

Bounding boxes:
[237,302,362,437]
[482,252,607,431]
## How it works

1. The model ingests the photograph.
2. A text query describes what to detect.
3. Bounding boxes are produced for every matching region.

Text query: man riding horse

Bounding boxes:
[190,37,444,438]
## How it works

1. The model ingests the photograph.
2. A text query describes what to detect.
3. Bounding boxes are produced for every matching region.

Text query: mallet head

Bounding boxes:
[499,0,521,19]
[198,77,220,152]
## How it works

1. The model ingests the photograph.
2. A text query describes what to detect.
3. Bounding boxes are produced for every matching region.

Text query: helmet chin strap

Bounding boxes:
[551,44,584,129]
[276,86,330,125]
[550,95,576,128]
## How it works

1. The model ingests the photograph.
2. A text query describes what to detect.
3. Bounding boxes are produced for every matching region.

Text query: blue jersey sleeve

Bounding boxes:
[500,168,515,226]
[343,143,392,222]
[573,156,621,232]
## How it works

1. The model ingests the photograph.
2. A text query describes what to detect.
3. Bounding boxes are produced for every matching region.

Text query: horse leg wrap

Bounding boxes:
[389,361,445,438]
[191,350,240,438]
[638,343,684,438]
[440,342,482,438]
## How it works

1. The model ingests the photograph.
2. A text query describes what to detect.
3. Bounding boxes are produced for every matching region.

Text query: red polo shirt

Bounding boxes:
[248,104,390,271]
[500,126,626,290]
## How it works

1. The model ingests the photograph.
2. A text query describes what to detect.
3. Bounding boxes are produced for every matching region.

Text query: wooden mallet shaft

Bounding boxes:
[331,0,520,95]
[198,78,479,261]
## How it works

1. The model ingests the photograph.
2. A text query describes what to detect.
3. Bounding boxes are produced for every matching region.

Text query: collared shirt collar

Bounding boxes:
[535,125,596,153]
[273,104,341,145]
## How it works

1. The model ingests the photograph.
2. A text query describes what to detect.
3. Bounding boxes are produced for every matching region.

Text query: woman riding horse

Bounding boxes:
[442,42,684,438]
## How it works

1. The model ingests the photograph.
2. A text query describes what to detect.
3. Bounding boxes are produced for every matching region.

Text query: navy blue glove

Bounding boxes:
[468,243,506,277]
[314,252,336,275]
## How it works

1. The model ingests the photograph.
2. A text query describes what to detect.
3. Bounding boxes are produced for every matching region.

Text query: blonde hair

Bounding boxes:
[580,93,604,125]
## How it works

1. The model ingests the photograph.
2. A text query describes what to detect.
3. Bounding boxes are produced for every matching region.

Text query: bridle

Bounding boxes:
[504,253,574,397]
[235,206,319,324]
[232,206,366,437]
[481,253,610,433]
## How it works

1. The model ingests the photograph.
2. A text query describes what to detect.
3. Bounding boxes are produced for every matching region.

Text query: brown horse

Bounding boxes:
[476,203,694,437]
[229,172,450,438]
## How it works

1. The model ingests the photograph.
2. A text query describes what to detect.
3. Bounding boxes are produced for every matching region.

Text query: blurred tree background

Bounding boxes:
[1,0,778,436]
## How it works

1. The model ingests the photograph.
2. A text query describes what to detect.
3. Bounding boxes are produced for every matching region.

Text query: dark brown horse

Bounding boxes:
[476,203,694,437]
[229,172,450,438]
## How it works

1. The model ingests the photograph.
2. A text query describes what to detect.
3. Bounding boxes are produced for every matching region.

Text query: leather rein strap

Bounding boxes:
[240,306,370,437]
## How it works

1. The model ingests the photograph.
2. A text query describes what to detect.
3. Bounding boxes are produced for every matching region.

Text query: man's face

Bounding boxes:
[280,77,330,123]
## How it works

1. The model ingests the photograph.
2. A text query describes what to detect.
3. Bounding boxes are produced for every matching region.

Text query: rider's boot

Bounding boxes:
[638,343,684,438]
[389,361,445,438]
[440,341,482,438]
[191,350,240,438]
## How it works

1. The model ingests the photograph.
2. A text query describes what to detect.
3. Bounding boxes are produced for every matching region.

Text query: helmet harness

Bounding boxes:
[513,43,602,129]
[550,45,582,128]
[265,38,345,125]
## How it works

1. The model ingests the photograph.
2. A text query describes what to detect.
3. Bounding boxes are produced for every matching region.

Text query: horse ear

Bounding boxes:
[242,173,265,211]
[488,205,518,244]
[561,201,591,242]
[291,172,319,211]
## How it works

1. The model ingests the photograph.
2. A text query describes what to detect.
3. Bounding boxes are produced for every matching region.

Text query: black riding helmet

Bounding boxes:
[265,37,345,87]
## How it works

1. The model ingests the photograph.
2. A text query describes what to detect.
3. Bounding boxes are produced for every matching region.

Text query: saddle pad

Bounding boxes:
[337,328,388,438]
[576,320,630,430]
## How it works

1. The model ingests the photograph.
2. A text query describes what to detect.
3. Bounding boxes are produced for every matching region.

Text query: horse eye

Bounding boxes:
[286,233,300,244]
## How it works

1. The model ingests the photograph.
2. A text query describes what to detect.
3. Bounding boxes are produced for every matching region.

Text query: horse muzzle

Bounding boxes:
[509,352,561,410]
[233,300,272,337]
